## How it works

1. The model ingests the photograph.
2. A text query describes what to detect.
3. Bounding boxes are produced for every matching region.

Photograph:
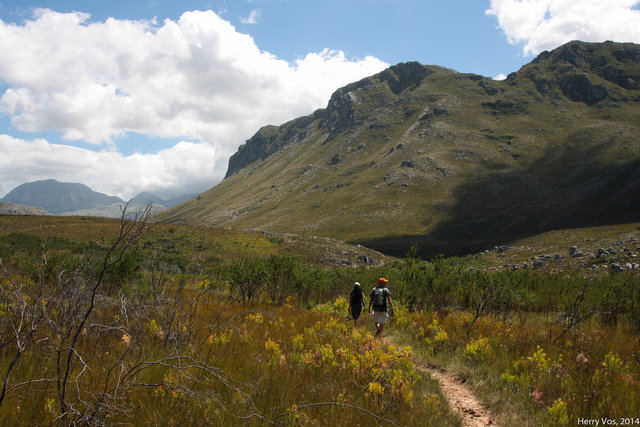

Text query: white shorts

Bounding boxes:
[372,311,389,324]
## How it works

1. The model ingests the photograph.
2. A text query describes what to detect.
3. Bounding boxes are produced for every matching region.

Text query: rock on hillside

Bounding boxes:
[157,41,640,258]
[0,201,49,216]
[507,40,640,103]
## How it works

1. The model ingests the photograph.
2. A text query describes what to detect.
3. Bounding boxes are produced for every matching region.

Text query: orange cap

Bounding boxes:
[379,277,388,284]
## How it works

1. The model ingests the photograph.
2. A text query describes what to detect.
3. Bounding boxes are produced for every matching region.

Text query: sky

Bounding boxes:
[0,1,639,200]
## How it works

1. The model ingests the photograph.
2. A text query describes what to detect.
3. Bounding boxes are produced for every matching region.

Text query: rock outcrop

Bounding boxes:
[0,201,49,216]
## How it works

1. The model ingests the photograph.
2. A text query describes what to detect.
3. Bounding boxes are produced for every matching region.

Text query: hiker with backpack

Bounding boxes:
[349,282,366,325]
[368,278,394,337]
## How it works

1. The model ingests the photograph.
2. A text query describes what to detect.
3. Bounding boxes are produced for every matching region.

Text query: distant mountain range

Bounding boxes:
[156,41,640,257]
[1,179,197,218]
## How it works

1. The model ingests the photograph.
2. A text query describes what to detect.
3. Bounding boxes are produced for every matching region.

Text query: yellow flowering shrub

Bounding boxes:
[547,398,569,426]
[464,337,493,363]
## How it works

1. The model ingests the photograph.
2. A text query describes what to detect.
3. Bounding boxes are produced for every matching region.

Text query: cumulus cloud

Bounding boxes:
[0,135,222,200]
[0,9,388,198]
[486,0,640,56]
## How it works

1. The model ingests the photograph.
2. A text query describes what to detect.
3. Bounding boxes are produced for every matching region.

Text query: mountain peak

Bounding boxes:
[129,191,166,206]
[510,40,640,103]
[225,61,455,178]
[377,61,435,94]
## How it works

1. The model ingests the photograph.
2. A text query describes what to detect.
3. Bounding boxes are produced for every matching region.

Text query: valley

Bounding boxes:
[1,40,639,426]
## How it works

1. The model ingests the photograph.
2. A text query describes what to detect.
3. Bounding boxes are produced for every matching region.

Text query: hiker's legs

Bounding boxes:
[372,311,389,337]
[352,305,362,326]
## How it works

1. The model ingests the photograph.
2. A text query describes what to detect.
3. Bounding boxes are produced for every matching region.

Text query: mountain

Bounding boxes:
[1,180,197,218]
[155,41,640,257]
[0,201,49,216]
[2,179,123,214]
[130,192,201,208]
[165,193,200,208]
[129,191,168,208]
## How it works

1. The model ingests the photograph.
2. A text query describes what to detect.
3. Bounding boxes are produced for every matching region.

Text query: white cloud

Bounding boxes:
[240,9,260,24]
[0,9,389,199]
[0,135,221,200]
[486,0,640,56]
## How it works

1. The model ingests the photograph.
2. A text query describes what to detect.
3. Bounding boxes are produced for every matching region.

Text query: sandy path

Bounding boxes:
[382,335,498,426]
[417,362,498,426]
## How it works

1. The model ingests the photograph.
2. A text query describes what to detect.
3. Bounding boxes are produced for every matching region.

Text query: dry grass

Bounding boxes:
[0,215,390,268]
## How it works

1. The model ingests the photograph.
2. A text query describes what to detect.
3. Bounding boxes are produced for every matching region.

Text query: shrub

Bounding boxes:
[464,337,493,363]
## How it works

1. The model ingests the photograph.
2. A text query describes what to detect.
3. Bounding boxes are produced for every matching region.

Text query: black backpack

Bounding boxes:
[372,287,386,307]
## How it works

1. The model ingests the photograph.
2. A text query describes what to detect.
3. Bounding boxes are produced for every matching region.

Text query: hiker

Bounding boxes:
[368,278,394,337]
[349,282,366,325]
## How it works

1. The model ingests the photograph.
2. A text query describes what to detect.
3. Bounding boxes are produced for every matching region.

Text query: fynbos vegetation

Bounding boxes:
[1,213,639,425]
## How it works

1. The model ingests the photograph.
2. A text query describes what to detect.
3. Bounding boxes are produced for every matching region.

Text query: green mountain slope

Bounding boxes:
[156,41,640,257]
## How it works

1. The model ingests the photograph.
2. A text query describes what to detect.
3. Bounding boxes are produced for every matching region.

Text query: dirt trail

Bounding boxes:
[417,362,498,427]
[382,336,498,426]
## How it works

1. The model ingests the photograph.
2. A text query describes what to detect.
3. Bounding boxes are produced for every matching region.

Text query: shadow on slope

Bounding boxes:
[354,140,640,258]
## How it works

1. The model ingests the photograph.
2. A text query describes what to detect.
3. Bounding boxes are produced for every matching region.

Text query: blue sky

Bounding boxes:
[0,0,639,200]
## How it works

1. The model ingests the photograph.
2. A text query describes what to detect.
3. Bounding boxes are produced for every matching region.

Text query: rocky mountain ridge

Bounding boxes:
[225,62,450,178]
[156,41,640,257]
[227,41,640,178]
